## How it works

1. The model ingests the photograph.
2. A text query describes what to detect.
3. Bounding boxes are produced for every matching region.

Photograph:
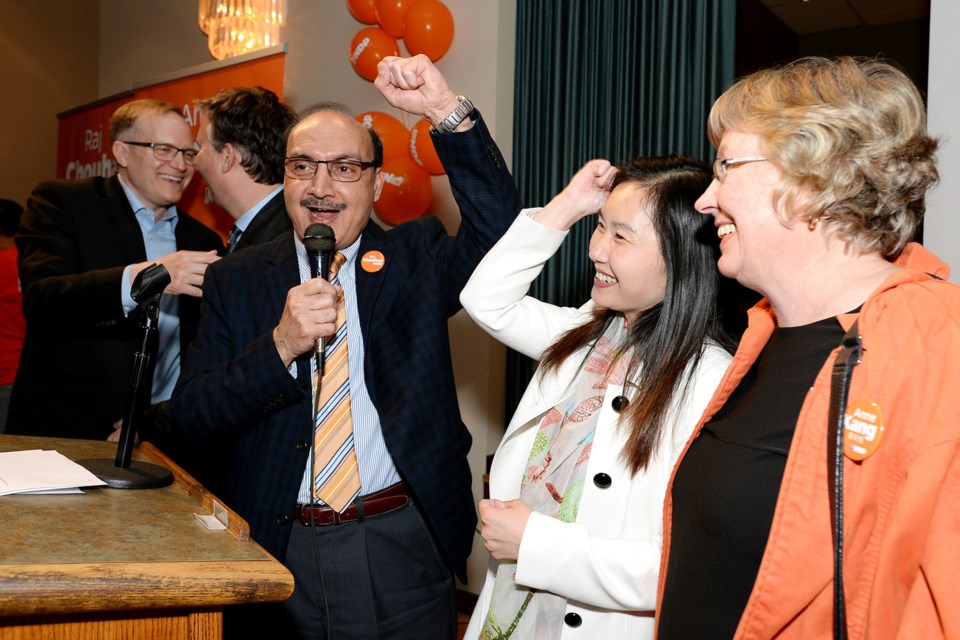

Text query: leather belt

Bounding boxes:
[294,482,410,526]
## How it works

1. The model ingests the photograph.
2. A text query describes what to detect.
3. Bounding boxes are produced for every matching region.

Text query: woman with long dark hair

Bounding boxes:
[462,155,733,639]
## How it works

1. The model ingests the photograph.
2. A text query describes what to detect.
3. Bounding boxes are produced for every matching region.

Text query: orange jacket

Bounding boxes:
[657,243,960,639]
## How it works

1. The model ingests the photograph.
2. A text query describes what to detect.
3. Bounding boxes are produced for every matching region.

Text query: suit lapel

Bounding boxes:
[264,233,311,391]
[265,232,297,326]
[355,221,391,337]
[102,176,148,264]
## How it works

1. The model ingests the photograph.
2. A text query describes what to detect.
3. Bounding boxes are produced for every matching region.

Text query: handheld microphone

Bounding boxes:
[302,223,337,374]
[303,223,336,281]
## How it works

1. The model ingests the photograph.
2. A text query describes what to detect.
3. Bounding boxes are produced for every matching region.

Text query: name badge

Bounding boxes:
[844,398,885,461]
[361,250,385,273]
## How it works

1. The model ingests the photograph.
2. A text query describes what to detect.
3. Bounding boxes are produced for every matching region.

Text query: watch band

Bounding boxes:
[431,96,475,134]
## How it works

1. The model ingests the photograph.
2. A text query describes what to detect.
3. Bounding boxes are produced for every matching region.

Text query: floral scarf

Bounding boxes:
[482,319,631,639]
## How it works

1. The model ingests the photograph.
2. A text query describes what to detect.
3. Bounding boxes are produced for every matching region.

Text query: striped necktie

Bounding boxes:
[226,224,242,253]
[312,252,361,512]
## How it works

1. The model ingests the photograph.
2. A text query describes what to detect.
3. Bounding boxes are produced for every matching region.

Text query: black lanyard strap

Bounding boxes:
[827,319,862,640]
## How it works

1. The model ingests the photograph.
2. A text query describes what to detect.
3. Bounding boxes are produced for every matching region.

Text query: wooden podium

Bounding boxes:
[0,434,294,639]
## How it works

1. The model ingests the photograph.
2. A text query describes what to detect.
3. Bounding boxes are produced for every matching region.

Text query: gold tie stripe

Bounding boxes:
[312,252,361,512]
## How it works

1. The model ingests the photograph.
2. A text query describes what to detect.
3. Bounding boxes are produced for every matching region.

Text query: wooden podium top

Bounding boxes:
[0,435,294,617]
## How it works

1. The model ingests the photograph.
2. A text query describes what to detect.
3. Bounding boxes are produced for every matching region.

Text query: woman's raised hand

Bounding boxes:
[535,159,617,230]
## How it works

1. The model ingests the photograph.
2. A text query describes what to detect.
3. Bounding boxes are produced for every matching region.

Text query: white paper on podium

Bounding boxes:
[0,449,108,496]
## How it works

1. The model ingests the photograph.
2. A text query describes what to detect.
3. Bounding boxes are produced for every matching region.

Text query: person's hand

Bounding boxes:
[478,498,533,561]
[535,159,617,230]
[131,250,220,298]
[562,159,618,212]
[106,419,121,442]
[273,278,341,367]
[106,419,138,443]
[374,55,466,131]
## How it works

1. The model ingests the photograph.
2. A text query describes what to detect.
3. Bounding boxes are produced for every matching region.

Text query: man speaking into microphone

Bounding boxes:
[168,55,521,638]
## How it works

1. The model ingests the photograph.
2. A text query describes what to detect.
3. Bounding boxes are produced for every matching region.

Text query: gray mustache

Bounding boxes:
[300,198,346,211]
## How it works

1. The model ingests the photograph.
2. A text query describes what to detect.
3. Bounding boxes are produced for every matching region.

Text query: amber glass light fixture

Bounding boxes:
[201,0,285,60]
[198,0,216,34]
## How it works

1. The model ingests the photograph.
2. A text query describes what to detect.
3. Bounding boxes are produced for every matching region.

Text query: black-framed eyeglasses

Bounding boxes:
[713,156,768,183]
[122,141,199,166]
[284,157,378,182]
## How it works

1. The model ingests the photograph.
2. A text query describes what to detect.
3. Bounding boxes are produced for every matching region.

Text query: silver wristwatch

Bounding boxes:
[431,96,475,134]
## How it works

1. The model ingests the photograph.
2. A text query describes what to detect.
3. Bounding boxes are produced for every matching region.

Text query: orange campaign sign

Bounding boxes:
[57,94,135,182]
[56,48,286,239]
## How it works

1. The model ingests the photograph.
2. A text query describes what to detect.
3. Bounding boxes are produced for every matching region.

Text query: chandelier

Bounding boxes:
[199,0,285,60]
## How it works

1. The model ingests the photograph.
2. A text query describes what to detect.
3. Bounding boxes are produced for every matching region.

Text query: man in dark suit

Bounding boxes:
[194,87,295,252]
[6,99,222,439]
[134,88,296,492]
[170,56,521,638]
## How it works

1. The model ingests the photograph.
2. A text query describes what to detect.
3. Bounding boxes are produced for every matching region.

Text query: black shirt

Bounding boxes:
[658,317,844,639]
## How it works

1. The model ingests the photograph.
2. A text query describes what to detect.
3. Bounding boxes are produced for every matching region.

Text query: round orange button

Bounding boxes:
[361,250,385,273]
[844,398,885,461]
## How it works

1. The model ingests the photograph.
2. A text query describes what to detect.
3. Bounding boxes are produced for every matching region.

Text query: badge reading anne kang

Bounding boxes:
[843,398,885,461]
[361,250,385,273]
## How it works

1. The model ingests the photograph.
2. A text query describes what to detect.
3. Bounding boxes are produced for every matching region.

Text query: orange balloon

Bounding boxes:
[402,0,454,61]
[347,0,379,24]
[409,119,444,175]
[349,27,399,81]
[375,156,432,226]
[375,0,415,38]
[356,111,410,163]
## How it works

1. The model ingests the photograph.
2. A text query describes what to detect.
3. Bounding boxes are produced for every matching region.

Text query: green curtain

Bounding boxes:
[505,0,737,421]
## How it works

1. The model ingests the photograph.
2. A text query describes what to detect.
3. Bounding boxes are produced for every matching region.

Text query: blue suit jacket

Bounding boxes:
[171,113,521,580]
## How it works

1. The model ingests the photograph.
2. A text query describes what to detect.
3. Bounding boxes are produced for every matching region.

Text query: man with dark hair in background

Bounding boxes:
[126,87,297,489]
[6,99,222,438]
[194,86,296,252]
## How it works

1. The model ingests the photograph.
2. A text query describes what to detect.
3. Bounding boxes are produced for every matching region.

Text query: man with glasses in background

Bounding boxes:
[6,99,223,439]
[169,55,521,638]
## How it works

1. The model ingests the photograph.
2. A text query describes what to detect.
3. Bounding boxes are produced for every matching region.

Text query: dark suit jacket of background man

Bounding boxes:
[6,175,223,439]
[232,189,291,251]
[171,113,521,581]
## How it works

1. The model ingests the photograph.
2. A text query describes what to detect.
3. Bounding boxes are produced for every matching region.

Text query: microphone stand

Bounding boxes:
[78,263,174,489]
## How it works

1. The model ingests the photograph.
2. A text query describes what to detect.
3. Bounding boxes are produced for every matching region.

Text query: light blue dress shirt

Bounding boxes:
[118,177,180,405]
[293,234,401,505]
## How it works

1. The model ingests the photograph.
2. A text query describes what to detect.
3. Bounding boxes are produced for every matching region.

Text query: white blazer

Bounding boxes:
[460,211,731,639]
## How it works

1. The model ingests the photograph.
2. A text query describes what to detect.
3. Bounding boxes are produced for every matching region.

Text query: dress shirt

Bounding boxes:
[117,176,180,404]
[293,234,401,504]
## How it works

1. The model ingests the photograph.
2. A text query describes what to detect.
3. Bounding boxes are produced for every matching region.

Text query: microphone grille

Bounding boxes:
[303,223,336,253]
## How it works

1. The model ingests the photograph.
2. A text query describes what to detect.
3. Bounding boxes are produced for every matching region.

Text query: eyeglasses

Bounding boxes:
[713,156,768,183]
[122,141,199,166]
[284,157,378,182]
